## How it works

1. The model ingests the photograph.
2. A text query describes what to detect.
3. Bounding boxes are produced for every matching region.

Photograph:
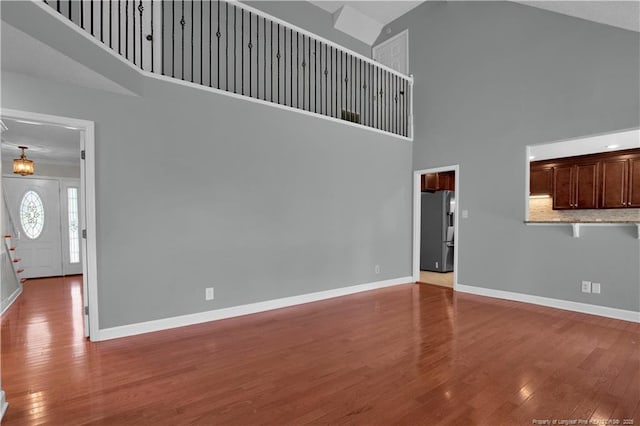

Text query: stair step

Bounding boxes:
[4,234,12,238]
[13,258,21,263]
[9,247,16,251]
[16,268,24,273]
[20,278,27,283]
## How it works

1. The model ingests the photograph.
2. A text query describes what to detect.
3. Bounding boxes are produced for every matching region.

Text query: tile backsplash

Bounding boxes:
[529,197,640,222]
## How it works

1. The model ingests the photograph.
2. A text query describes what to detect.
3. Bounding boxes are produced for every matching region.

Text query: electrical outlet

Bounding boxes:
[581,281,592,293]
[592,283,601,294]
[374,265,380,274]
[435,261,439,269]
[205,287,215,301]
[462,210,469,219]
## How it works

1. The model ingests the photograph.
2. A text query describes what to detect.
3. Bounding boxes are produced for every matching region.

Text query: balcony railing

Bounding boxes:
[42,0,413,138]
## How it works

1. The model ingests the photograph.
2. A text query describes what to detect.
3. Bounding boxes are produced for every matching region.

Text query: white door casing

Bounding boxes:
[1,108,97,340]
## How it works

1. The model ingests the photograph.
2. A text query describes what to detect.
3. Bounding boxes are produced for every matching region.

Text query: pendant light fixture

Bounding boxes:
[13,146,35,176]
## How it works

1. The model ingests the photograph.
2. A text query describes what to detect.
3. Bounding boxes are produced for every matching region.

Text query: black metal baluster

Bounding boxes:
[57,0,60,12]
[270,22,273,102]
[359,59,363,124]
[241,9,244,95]
[319,42,322,115]
[248,12,252,97]
[91,0,94,35]
[283,26,286,106]
[180,0,184,80]
[339,50,343,117]
[350,54,353,115]
[308,36,311,111]
[302,34,305,110]
[256,14,260,99]
[161,0,164,75]
[330,46,333,117]
[336,47,339,118]
[150,0,153,72]
[100,0,104,42]
[125,0,128,59]
[296,32,299,108]
[133,0,136,65]
[233,6,236,93]
[190,0,194,83]
[394,76,400,134]
[314,39,317,113]
[369,61,372,127]
[256,13,260,99]
[216,0,221,89]
[209,0,212,86]
[171,1,174,77]
[226,2,229,91]
[68,0,71,22]
[277,24,280,104]
[81,0,84,29]
[108,0,112,48]
[388,72,392,132]
[199,0,203,84]
[290,29,293,107]
[263,17,266,101]
[375,66,378,129]
[139,0,143,69]
[324,44,328,116]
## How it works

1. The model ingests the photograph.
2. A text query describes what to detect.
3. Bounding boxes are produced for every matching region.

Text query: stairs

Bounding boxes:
[4,234,26,284]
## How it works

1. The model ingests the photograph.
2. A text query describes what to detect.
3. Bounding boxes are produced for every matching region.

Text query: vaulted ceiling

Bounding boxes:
[309,1,640,45]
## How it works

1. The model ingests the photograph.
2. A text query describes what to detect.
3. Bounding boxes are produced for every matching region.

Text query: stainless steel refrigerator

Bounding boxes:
[420,190,455,272]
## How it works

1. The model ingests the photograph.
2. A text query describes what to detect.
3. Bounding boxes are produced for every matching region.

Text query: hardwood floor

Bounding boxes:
[2,277,639,425]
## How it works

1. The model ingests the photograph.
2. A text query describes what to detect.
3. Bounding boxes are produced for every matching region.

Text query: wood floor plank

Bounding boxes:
[2,276,639,425]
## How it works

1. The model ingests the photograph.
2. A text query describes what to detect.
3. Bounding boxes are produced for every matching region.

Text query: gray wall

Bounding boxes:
[377,1,640,311]
[2,1,412,329]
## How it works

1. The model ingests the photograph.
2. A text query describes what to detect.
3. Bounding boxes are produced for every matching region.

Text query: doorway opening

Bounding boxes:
[413,166,460,289]
[0,109,97,339]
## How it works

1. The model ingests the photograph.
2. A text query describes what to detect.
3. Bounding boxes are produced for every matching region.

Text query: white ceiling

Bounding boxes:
[529,128,640,162]
[308,1,639,46]
[1,118,81,167]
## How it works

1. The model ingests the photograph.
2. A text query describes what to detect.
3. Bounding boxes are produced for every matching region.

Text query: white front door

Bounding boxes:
[4,177,63,278]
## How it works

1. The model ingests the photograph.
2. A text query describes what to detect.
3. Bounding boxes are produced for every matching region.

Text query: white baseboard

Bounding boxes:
[1,285,23,316]
[0,390,7,422]
[96,276,413,341]
[456,283,640,323]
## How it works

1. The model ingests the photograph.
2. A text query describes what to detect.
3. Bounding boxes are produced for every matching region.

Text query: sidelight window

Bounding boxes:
[67,187,80,264]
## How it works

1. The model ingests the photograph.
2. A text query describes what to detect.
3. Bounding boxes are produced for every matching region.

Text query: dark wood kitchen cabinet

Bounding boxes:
[626,155,640,207]
[601,158,628,208]
[422,172,455,191]
[532,148,640,210]
[530,166,552,195]
[552,162,599,210]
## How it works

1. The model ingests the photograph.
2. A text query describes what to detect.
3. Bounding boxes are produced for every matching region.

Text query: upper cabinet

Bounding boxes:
[422,171,455,192]
[627,156,640,207]
[531,148,640,210]
[530,166,552,195]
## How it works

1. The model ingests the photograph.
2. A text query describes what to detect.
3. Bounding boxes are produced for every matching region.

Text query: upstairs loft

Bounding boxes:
[40,0,414,139]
